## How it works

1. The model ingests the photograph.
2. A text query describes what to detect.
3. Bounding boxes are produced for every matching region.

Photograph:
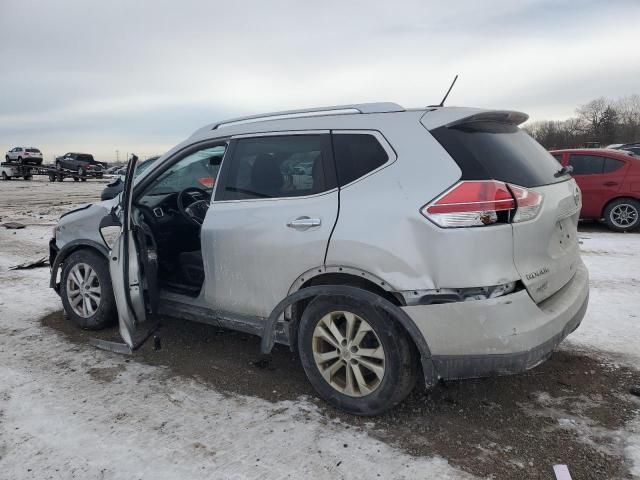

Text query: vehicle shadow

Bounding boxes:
[41,311,639,480]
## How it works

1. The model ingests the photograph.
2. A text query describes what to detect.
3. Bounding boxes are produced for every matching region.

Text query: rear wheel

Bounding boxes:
[298,295,418,416]
[73,177,79,182]
[60,249,116,330]
[23,175,32,180]
[4,155,8,162]
[1,171,9,181]
[78,167,85,177]
[17,156,22,164]
[80,177,87,182]
[49,173,56,182]
[603,198,640,232]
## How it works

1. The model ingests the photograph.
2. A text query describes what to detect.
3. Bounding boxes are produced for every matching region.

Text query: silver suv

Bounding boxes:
[49,103,589,415]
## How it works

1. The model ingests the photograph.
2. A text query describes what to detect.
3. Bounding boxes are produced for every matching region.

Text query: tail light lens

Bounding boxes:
[508,184,543,223]
[422,180,543,228]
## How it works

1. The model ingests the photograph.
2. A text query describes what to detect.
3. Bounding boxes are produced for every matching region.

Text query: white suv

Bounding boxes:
[5,146,43,165]
[49,103,589,415]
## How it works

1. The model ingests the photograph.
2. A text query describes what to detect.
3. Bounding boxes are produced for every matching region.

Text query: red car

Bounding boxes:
[550,149,640,232]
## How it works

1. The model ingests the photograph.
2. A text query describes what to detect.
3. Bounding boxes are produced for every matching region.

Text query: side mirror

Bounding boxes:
[99,210,122,251]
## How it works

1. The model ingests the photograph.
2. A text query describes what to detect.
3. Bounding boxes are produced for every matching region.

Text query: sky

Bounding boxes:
[1,0,639,162]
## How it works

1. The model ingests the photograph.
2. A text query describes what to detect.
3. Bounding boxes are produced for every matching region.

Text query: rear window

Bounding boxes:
[332,133,389,186]
[26,148,40,153]
[430,121,568,187]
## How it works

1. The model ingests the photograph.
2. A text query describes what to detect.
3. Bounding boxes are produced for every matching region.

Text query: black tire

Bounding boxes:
[80,177,87,182]
[49,174,56,182]
[1,171,9,181]
[603,198,640,232]
[298,295,418,416]
[23,175,32,180]
[17,156,22,164]
[56,161,62,170]
[73,177,79,182]
[60,249,117,330]
[4,155,8,162]
[78,167,85,177]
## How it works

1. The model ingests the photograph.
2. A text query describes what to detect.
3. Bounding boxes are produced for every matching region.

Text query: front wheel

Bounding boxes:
[298,295,418,416]
[60,249,117,329]
[1,171,9,181]
[4,155,8,162]
[603,198,640,232]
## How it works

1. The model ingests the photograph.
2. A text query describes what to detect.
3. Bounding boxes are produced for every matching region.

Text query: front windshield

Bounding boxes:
[144,146,225,196]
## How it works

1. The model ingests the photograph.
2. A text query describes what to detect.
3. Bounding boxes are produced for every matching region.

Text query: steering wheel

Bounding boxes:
[177,187,210,226]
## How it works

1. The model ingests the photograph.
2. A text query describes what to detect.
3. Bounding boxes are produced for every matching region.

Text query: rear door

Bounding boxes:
[204,132,338,318]
[568,153,626,218]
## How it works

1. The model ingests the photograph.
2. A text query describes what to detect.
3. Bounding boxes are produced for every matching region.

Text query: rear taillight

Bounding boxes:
[508,184,543,223]
[421,180,543,228]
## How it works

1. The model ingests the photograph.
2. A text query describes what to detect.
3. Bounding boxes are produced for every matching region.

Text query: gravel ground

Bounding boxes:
[1,176,639,479]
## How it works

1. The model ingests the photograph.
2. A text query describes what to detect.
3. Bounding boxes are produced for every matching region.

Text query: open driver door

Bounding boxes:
[96,155,159,353]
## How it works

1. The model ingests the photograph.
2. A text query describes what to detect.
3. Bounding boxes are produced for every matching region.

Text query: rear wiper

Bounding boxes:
[554,165,573,178]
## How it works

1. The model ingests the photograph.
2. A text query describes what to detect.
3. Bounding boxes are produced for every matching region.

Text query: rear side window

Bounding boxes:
[77,154,94,162]
[603,157,625,173]
[430,122,568,187]
[221,135,335,200]
[331,133,389,186]
[568,155,604,175]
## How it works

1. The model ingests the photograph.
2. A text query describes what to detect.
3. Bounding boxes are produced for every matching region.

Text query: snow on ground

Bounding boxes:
[0,222,471,479]
[567,231,640,365]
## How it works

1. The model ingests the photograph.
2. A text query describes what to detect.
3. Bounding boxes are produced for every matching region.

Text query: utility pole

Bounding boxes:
[116,150,119,164]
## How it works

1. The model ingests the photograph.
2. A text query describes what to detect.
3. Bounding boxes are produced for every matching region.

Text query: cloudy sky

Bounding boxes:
[1,0,639,162]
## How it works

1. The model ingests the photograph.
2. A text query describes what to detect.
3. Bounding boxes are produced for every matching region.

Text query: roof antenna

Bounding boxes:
[431,74,458,107]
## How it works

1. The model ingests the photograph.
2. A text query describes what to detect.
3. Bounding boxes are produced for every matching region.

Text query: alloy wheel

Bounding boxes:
[610,203,638,228]
[66,263,101,318]
[312,310,386,397]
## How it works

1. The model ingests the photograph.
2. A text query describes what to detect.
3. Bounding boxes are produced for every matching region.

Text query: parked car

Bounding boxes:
[550,148,640,231]
[614,143,640,156]
[5,147,43,165]
[49,103,588,415]
[55,152,106,177]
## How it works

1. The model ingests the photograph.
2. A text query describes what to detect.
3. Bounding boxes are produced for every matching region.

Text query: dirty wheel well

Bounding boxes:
[288,273,407,352]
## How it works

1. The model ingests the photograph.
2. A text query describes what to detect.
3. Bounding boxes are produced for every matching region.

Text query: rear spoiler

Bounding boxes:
[446,110,529,128]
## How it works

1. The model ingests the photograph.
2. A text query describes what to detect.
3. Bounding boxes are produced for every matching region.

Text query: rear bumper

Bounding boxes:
[402,259,589,380]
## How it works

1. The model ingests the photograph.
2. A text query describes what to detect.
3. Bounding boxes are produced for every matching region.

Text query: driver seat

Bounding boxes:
[178,250,204,286]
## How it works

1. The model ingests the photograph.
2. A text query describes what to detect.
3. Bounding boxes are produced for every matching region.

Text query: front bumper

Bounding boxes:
[402,259,589,381]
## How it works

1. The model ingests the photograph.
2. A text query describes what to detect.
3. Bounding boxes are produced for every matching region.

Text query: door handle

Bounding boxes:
[286,216,321,230]
[603,181,618,186]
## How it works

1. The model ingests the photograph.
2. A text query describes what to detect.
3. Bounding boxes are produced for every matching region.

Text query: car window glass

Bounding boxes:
[568,154,604,175]
[145,145,225,196]
[603,157,625,173]
[332,134,389,186]
[222,135,331,200]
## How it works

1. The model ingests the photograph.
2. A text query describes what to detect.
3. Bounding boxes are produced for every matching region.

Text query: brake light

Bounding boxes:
[422,180,542,228]
[198,176,215,188]
[508,184,543,223]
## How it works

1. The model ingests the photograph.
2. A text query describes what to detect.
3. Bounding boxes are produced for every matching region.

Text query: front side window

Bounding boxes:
[221,135,334,200]
[568,154,605,175]
[145,145,226,196]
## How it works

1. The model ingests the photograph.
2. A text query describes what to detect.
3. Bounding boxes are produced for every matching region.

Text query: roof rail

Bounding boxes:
[211,102,404,129]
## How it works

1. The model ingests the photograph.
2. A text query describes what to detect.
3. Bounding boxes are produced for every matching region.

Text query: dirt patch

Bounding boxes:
[41,310,640,479]
[86,365,126,383]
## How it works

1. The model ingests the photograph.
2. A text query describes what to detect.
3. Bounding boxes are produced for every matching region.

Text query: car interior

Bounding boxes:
[134,146,225,297]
